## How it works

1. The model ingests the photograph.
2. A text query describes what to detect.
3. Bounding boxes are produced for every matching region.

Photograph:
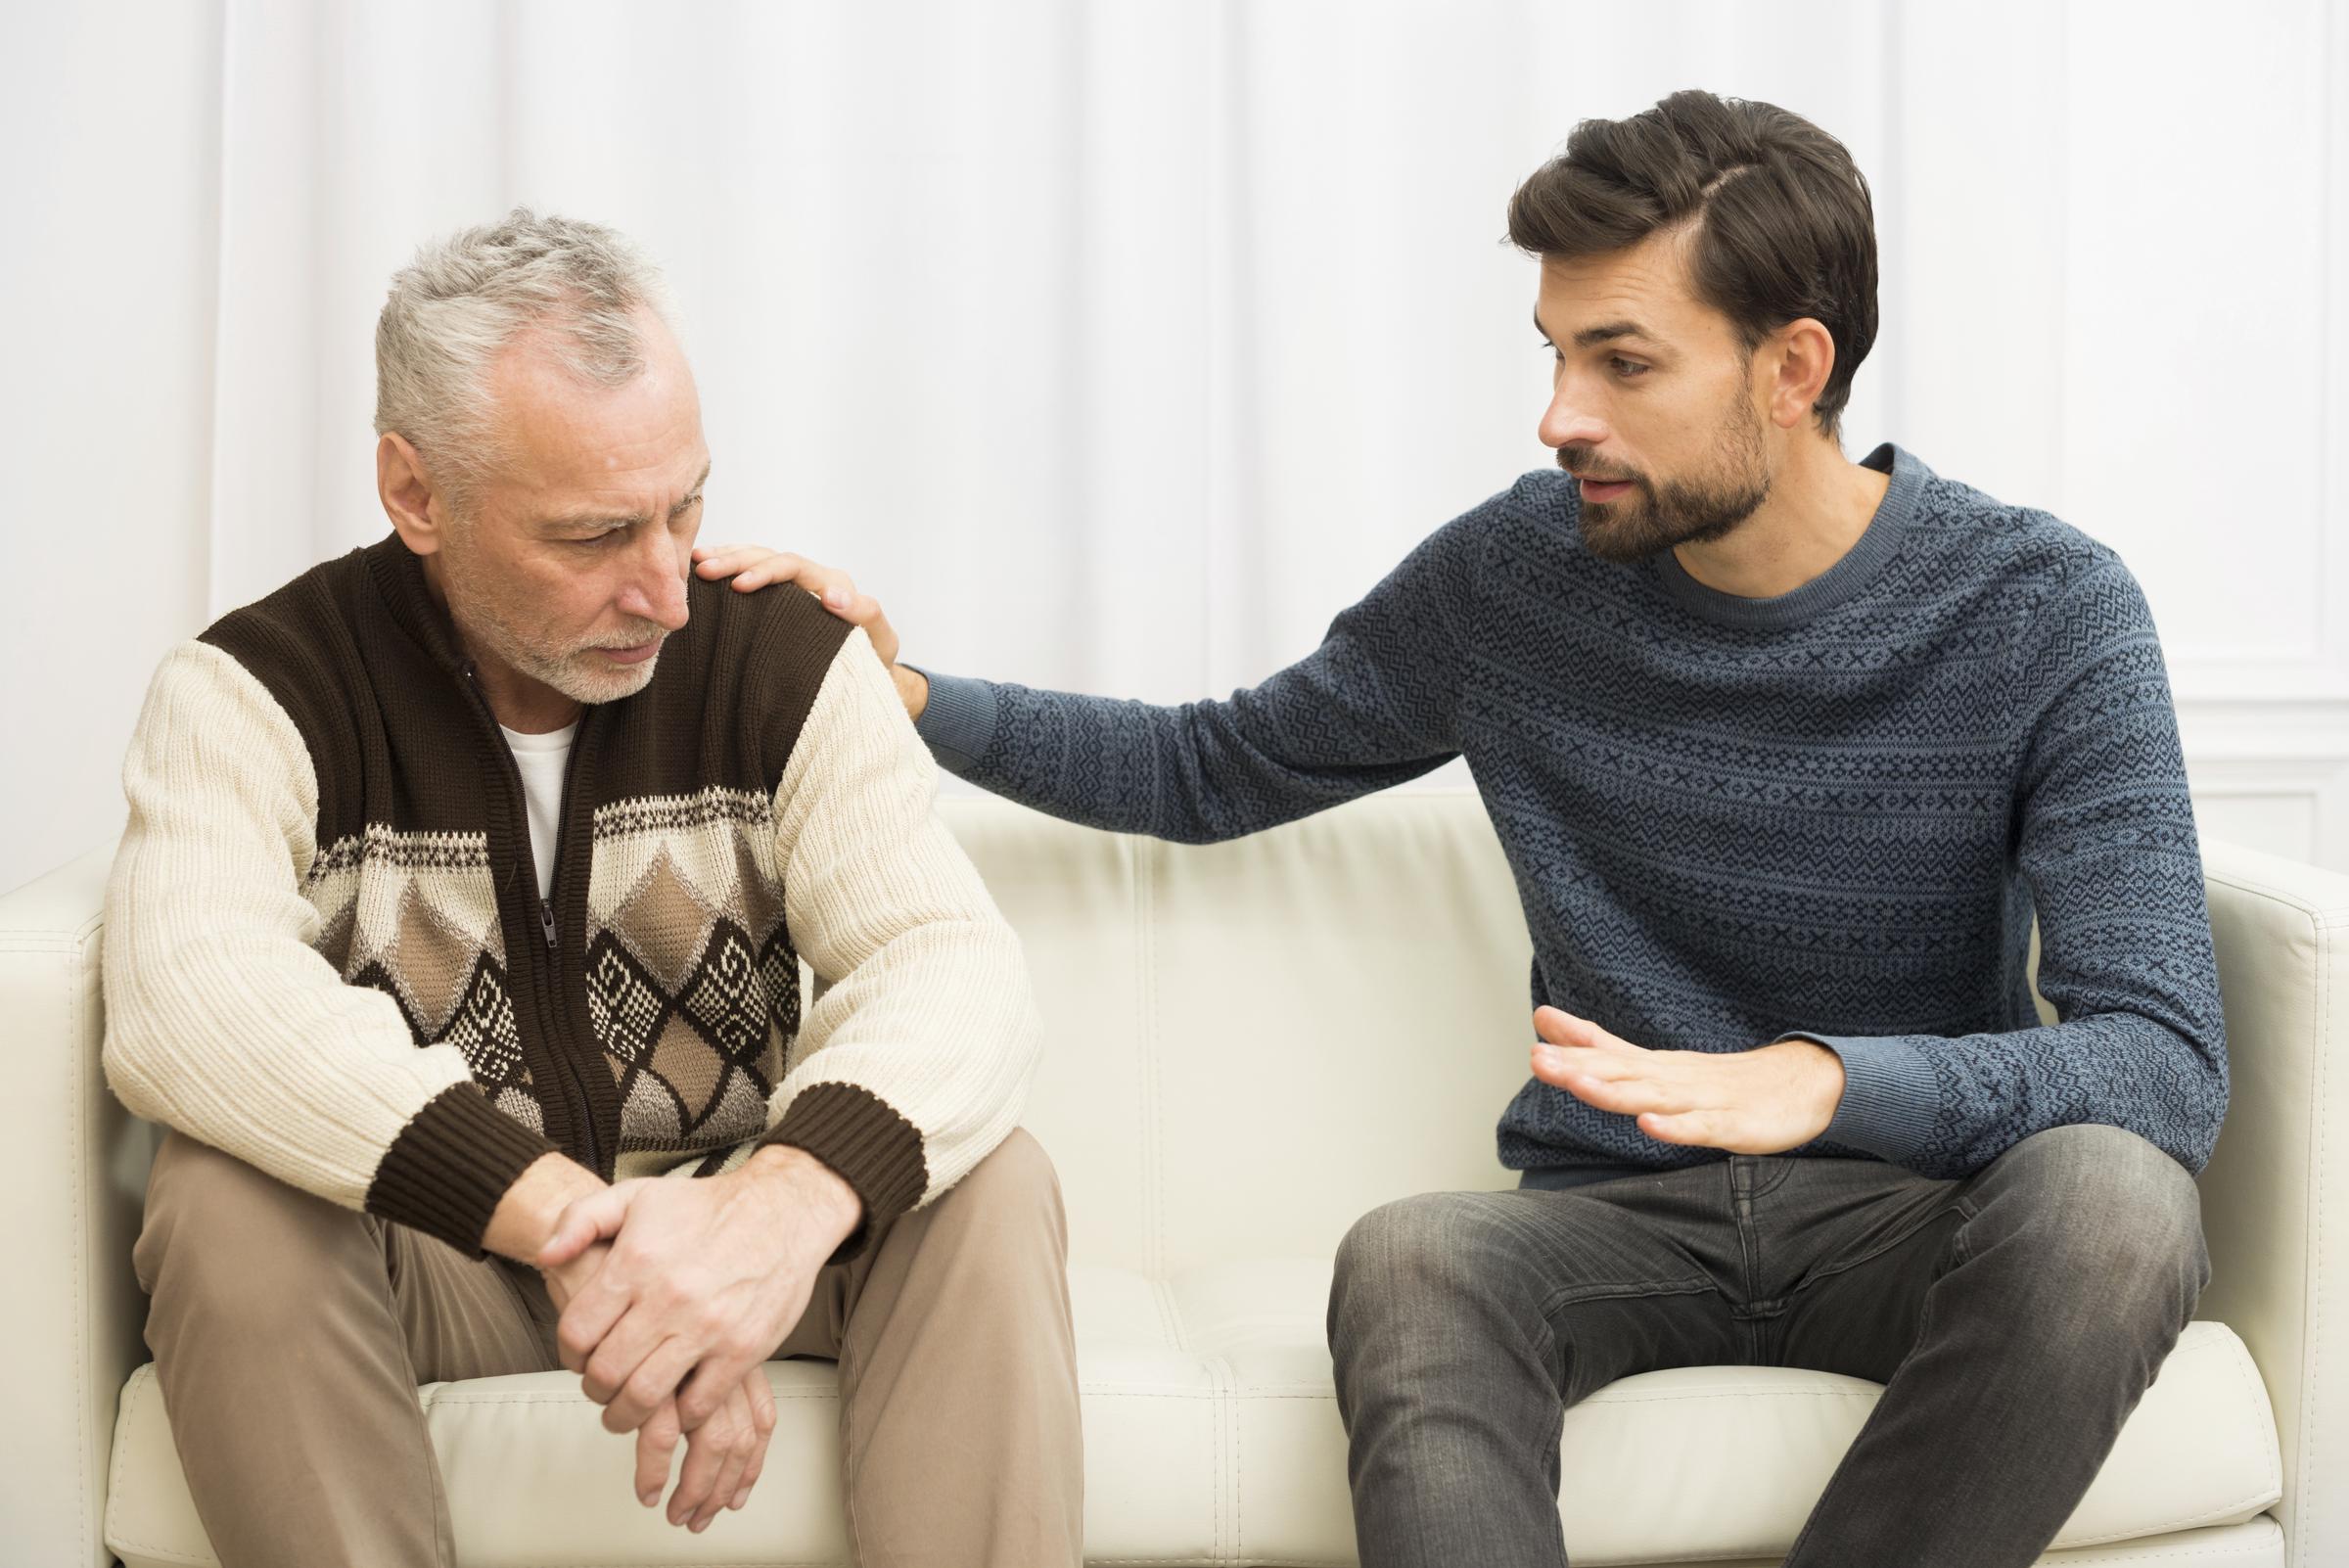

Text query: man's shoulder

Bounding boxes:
[182,542,401,757]
[1908,461,2131,607]
[197,544,377,671]
[657,576,859,780]
[1384,468,1581,581]
[673,573,854,694]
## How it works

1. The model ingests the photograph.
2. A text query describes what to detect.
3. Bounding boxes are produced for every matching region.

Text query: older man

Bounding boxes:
[102,208,1081,1567]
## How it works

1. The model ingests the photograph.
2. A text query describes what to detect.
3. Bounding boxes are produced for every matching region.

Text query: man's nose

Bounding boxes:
[618,528,691,631]
[1539,383,1607,452]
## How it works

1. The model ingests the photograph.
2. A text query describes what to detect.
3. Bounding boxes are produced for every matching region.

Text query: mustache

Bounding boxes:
[580,623,668,653]
[1555,448,1639,485]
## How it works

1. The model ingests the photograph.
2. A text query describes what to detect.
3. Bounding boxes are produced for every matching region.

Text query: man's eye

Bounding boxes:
[1611,356,1648,378]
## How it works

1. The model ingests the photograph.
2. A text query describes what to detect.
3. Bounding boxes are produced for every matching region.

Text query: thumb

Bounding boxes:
[536,1186,632,1269]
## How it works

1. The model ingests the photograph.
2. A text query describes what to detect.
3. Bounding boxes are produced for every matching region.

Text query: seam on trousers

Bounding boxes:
[1793,1193,1976,1294]
[1538,1275,1720,1319]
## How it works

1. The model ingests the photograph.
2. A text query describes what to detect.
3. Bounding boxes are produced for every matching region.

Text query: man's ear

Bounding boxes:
[1762,317,1837,434]
[378,431,452,556]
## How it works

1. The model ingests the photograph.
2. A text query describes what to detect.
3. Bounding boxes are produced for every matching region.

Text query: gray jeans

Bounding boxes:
[1326,1123,2209,1568]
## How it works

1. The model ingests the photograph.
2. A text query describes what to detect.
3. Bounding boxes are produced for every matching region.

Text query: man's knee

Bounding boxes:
[1978,1124,2209,1317]
[930,1127,1066,1255]
[1330,1194,1532,1346]
[135,1130,380,1328]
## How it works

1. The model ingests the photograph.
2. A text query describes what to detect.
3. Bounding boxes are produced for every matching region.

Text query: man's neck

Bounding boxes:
[418,553,584,734]
[1669,437,1892,601]
[474,660,583,735]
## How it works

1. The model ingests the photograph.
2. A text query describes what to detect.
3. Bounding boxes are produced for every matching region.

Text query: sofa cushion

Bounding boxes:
[107,1259,2281,1567]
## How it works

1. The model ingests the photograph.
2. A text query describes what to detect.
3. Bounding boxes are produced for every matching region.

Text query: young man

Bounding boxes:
[721,89,2226,1567]
[104,209,1081,1568]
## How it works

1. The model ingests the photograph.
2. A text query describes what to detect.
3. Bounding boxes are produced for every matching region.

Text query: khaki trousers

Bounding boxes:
[131,1127,1082,1568]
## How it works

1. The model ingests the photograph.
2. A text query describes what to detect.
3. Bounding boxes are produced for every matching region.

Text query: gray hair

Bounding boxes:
[374,207,679,516]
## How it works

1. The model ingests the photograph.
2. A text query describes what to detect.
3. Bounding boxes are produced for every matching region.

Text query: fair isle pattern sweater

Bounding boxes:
[103,535,1039,1257]
[910,443,2228,1185]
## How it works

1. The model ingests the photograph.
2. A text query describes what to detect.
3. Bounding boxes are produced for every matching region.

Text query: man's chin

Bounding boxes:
[1578,509,1668,567]
[547,652,660,706]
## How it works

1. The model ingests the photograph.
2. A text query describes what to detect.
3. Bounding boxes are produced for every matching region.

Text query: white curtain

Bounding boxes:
[7,0,2346,895]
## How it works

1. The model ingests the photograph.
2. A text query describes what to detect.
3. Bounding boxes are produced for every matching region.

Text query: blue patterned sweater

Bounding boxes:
[908,442,2229,1186]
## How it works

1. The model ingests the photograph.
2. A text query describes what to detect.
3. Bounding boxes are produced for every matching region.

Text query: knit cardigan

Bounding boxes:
[102,533,1039,1257]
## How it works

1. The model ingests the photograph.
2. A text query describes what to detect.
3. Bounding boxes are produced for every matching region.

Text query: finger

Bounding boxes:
[634,1401,683,1508]
[1530,1041,1571,1087]
[1537,1054,1681,1116]
[537,1187,633,1270]
[1640,1108,1717,1146]
[692,1391,755,1532]
[1531,1040,1641,1086]
[576,1301,664,1403]
[733,1373,775,1509]
[1533,1005,1601,1049]
[693,544,797,575]
[603,1331,701,1435]
[855,603,900,667]
[668,1399,733,1528]
[554,1275,637,1376]
[1531,1039,1625,1088]
[806,574,859,613]
[724,561,786,591]
[581,1307,670,1412]
[675,1343,761,1433]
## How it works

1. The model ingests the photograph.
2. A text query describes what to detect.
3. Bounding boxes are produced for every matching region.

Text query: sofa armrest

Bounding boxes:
[0,841,156,1568]
[2194,837,2349,1565]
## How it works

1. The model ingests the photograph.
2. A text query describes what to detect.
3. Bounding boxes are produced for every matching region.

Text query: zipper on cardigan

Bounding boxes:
[462,660,603,1174]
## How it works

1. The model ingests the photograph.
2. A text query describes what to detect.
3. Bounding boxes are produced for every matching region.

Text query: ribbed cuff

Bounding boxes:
[365,1083,558,1258]
[758,1082,930,1261]
[901,665,997,773]
[1774,1032,1940,1165]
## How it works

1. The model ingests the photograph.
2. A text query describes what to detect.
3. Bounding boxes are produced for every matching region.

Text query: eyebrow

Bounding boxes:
[1534,308,1664,350]
[544,460,713,531]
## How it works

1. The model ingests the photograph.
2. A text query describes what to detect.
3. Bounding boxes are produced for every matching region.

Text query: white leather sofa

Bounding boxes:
[7,790,2344,1567]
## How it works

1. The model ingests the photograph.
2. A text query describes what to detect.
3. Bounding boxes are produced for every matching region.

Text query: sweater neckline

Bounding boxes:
[1647,441,1924,630]
[363,532,475,673]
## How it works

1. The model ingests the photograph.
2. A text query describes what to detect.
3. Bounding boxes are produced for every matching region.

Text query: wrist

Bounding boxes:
[892,663,930,722]
[482,1152,605,1265]
[1783,1038,1847,1123]
[745,1142,865,1243]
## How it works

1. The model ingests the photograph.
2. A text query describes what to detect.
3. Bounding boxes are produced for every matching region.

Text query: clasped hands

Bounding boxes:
[1530,1004,1847,1153]
[508,1144,861,1534]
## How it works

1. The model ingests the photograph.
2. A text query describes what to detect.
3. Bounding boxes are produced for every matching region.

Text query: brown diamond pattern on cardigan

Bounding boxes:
[349,950,541,1134]
[304,827,546,1136]
[584,796,805,1158]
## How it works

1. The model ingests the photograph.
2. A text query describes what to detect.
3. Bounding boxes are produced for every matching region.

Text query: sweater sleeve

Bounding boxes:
[901,489,1497,845]
[1774,554,2230,1177]
[741,627,1042,1247]
[102,641,556,1255]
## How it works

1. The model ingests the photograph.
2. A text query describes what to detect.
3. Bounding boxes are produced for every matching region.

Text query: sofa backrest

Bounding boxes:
[937,790,1538,1275]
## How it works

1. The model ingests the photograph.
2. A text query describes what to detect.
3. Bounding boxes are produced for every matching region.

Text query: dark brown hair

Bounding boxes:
[1507,89,1877,442]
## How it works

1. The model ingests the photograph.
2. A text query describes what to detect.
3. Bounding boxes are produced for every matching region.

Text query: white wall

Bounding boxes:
[5,0,2345,896]
[1,2,221,897]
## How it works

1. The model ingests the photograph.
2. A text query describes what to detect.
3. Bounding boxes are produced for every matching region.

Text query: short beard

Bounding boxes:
[1560,392,1773,567]
[438,531,667,706]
